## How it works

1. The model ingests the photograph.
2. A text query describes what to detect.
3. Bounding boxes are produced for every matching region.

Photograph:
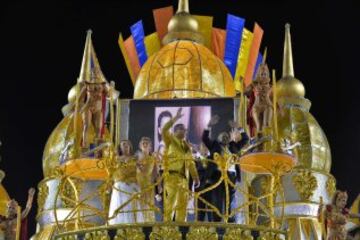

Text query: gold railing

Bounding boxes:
[54,222,288,240]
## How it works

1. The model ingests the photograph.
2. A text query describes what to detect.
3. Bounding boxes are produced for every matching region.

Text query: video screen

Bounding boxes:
[128,98,235,153]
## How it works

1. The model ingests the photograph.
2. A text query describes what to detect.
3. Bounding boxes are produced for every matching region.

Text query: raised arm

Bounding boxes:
[202,115,220,149]
[21,188,35,219]
[161,108,184,146]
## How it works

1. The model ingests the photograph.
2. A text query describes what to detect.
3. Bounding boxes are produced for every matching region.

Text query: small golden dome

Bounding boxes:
[133,40,236,99]
[276,76,305,99]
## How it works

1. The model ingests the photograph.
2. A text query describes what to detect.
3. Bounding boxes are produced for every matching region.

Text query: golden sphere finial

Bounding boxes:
[276,23,305,99]
[163,0,204,45]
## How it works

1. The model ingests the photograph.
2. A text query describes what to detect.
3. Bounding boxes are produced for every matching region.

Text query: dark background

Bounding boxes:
[0,0,358,235]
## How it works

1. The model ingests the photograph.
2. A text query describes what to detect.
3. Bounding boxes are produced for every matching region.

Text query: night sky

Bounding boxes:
[0,0,359,234]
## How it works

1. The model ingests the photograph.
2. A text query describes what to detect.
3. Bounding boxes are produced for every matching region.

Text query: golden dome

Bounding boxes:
[276,24,305,99]
[133,40,236,99]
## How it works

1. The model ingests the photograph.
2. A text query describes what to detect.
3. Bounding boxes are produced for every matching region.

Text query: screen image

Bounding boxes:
[127,98,236,153]
[154,106,211,154]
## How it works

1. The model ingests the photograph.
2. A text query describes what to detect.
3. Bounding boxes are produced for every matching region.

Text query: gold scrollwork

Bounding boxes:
[114,228,145,240]
[223,228,254,240]
[37,182,49,214]
[292,170,317,201]
[186,226,218,240]
[84,231,109,240]
[60,177,83,208]
[326,177,336,198]
[149,226,182,240]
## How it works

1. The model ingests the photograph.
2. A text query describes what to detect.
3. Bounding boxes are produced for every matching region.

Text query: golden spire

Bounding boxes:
[276,23,305,99]
[282,23,294,78]
[177,0,189,13]
[78,29,107,84]
[163,0,203,44]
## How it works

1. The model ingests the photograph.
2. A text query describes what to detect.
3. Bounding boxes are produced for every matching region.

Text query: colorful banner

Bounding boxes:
[224,14,245,77]
[130,20,148,66]
[234,28,253,92]
[211,28,226,60]
[244,23,263,86]
[153,6,174,42]
[193,15,213,49]
[118,34,141,85]
[253,53,263,79]
[144,32,161,57]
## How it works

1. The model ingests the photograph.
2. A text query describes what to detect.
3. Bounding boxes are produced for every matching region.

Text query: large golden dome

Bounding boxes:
[133,0,235,99]
[133,40,235,99]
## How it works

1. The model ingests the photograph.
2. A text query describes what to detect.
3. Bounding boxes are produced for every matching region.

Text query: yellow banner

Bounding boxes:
[234,28,253,92]
[145,32,161,57]
[194,15,214,49]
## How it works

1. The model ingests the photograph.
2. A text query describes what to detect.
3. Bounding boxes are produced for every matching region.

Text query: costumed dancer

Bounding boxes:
[162,108,200,222]
[135,137,161,222]
[319,191,360,240]
[245,63,273,140]
[108,140,143,224]
[0,188,35,240]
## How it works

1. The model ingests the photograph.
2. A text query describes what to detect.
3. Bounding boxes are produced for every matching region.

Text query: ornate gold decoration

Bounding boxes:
[223,228,247,240]
[326,177,336,198]
[260,175,272,195]
[134,40,236,99]
[84,231,109,240]
[97,180,112,211]
[60,177,83,208]
[292,170,317,201]
[37,181,49,214]
[186,226,218,240]
[114,228,145,240]
[149,226,182,240]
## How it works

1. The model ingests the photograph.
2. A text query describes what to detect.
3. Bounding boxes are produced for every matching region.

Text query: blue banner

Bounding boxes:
[130,20,148,66]
[224,14,245,77]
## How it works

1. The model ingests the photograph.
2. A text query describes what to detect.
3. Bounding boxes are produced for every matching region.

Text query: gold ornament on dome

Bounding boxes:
[114,228,145,240]
[186,226,218,240]
[134,40,236,99]
[326,177,336,198]
[60,178,83,208]
[37,182,49,215]
[149,226,182,240]
[292,170,318,201]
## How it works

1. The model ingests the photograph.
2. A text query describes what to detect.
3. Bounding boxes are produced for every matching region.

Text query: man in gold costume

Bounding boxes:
[162,108,200,222]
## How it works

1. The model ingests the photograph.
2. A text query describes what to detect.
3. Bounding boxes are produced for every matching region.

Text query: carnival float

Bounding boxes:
[0,0,359,239]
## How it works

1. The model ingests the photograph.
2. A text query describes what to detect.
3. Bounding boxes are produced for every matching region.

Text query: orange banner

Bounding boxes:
[244,23,263,86]
[211,28,226,60]
[118,34,141,85]
[153,6,174,42]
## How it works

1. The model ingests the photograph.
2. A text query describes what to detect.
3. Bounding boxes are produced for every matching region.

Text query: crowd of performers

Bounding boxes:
[108,107,250,224]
